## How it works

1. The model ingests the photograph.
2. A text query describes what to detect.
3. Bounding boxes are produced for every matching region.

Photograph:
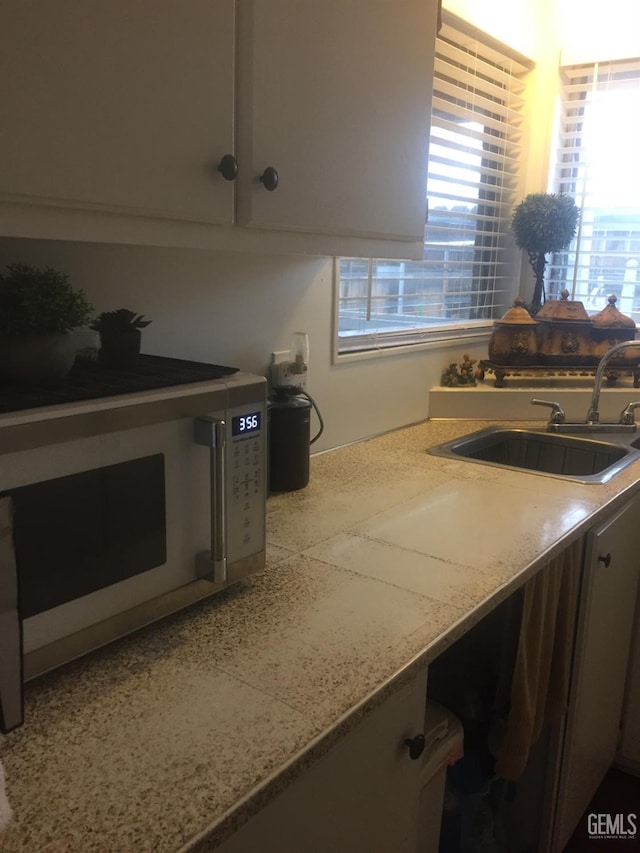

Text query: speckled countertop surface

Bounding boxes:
[2,418,640,853]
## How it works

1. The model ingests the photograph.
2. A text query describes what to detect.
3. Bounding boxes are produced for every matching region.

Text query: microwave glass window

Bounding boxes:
[232,411,261,437]
[8,454,167,618]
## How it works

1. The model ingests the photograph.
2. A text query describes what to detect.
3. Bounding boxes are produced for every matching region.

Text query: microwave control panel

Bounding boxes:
[226,404,266,562]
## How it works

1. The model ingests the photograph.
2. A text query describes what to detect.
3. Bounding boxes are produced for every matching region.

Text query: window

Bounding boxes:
[336,16,532,355]
[548,59,640,321]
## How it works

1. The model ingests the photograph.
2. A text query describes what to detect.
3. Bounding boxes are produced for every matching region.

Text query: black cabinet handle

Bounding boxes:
[217,154,238,182]
[598,552,612,568]
[259,166,279,191]
[404,733,425,761]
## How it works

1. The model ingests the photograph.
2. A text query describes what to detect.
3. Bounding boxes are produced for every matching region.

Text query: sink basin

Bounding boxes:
[429,427,640,483]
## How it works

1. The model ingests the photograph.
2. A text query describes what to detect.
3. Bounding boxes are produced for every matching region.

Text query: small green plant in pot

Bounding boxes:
[90,309,151,369]
[511,192,580,315]
[0,263,93,384]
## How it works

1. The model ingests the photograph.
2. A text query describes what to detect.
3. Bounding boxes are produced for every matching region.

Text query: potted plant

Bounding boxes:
[90,309,151,368]
[0,263,93,384]
[511,193,580,315]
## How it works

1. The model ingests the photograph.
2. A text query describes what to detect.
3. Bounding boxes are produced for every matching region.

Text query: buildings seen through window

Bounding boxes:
[548,60,640,321]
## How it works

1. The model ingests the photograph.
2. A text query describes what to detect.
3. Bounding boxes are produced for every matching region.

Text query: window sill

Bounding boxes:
[333,329,492,364]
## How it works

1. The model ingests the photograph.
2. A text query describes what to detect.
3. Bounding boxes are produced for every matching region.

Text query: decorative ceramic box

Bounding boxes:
[536,289,595,365]
[488,298,538,365]
[590,294,637,361]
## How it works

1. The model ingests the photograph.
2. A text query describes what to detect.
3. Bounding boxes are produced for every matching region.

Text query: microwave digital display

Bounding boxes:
[232,411,261,437]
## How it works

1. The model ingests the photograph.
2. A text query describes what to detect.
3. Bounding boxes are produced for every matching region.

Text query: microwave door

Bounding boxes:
[0,496,23,732]
[194,417,227,585]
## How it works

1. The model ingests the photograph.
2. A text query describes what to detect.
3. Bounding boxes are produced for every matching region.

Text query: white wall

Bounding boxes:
[0,237,488,452]
[443,0,554,62]
[559,0,640,64]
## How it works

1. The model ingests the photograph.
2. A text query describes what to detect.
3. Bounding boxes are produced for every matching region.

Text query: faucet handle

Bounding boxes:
[619,401,640,425]
[531,398,566,425]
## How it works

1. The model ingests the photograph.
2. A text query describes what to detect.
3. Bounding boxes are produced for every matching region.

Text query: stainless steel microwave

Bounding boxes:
[0,366,267,732]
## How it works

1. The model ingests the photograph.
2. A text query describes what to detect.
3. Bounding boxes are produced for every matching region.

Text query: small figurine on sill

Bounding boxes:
[440,353,478,387]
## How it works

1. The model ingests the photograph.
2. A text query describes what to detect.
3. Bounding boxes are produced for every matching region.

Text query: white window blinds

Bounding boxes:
[548,59,640,320]
[337,17,532,354]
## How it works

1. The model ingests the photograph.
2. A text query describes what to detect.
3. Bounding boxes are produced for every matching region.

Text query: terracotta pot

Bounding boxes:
[99,329,141,369]
[0,333,76,384]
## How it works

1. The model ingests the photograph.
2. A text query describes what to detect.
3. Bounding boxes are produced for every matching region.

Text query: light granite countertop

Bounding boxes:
[2,417,640,853]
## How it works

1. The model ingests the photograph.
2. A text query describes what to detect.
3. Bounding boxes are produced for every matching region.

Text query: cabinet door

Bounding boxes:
[236,0,436,245]
[217,669,427,853]
[0,0,234,225]
[619,602,640,765]
[554,501,640,850]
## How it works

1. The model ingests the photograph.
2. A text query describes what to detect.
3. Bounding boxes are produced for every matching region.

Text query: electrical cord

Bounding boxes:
[301,391,324,444]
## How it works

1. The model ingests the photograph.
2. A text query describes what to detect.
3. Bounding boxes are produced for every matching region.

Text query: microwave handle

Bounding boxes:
[194,417,227,584]
[0,497,24,732]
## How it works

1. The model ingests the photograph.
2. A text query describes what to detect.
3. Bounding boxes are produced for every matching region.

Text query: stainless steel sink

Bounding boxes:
[429,427,640,484]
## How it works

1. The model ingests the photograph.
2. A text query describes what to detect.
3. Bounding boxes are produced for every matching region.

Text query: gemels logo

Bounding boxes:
[587,813,637,840]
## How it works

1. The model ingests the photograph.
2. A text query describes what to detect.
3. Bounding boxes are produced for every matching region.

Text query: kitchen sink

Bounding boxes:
[429,426,640,484]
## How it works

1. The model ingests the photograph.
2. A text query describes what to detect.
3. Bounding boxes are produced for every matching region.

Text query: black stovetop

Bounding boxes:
[0,355,238,415]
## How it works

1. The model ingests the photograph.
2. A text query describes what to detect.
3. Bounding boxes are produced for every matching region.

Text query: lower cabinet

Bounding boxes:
[553,498,640,850]
[217,668,428,853]
[619,594,640,768]
[216,494,640,853]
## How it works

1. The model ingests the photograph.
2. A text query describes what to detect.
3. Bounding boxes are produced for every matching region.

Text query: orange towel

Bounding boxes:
[494,538,583,780]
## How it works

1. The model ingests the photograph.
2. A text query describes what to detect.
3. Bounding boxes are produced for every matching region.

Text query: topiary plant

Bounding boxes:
[0,263,93,338]
[511,193,580,315]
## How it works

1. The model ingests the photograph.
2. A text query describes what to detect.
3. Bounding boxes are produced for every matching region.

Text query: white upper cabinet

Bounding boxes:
[235,0,436,245]
[0,0,437,257]
[0,0,236,226]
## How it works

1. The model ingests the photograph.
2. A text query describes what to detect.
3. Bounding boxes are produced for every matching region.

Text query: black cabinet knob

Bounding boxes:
[404,733,425,760]
[259,166,279,191]
[217,154,238,181]
[598,552,612,568]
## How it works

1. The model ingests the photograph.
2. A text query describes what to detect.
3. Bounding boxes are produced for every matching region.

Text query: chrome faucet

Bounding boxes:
[531,339,640,432]
[531,398,566,425]
[586,340,640,425]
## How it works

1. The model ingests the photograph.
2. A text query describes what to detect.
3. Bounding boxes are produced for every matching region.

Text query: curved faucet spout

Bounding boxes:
[587,340,640,424]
